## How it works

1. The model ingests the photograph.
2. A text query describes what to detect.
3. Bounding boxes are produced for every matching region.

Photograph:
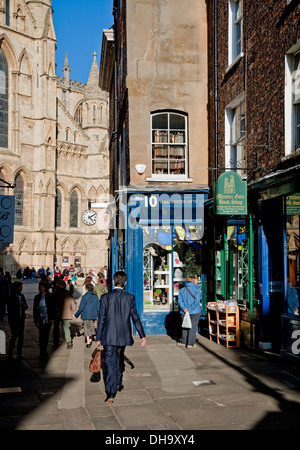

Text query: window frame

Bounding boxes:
[228,0,243,67]
[225,94,246,177]
[0,49,9,149]
[69,190,78,228]
[55,189,62,228]
[285,41,300,155]
[149,111,191,182]
[14,173,24,226]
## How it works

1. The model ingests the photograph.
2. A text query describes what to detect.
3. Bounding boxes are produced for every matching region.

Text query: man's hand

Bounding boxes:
[96,341,101,347]
[141,337,146,348]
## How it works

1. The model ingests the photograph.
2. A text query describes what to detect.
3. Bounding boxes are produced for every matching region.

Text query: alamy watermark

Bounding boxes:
[291,330,300,356]
[103,191,205,235]
[0,330,6,355]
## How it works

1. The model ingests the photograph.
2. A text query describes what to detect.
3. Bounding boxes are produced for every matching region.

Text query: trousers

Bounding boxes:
[103,345,125,395]
[8,319,25,357]
[179,312,201,346]
[62,319,72,343]
[38,322,52,357]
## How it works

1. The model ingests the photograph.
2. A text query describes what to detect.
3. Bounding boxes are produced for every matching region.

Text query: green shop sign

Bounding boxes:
[214,172,247,215]
[286,193,300,215]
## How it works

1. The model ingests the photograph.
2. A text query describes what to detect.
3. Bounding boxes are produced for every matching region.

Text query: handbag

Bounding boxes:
[89,347,101,373]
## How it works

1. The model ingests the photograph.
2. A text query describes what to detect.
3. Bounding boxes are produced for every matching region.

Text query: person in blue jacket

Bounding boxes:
[177,275,202,348]
[73,283,99,348]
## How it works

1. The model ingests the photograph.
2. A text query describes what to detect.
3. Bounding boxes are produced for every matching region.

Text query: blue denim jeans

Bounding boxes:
[179,313,201,346]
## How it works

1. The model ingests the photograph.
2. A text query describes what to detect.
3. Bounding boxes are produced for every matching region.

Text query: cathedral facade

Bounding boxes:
[0,0,110,275]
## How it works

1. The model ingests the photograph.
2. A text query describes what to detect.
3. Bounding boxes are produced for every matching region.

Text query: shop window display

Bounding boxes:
[285,194,300,316]
[143,225,202,312]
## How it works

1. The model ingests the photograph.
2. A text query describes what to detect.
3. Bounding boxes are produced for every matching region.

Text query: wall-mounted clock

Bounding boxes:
[82,210,97,226]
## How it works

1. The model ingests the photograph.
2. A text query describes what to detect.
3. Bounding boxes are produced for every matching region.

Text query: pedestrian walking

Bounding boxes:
[33,281,56,359]
[54,280,77,349]
[96,271,146,403]
[73,283,99,348]
[0,271,12,318]
[94,271,108,300]
[7,281,28,360]
[177,275,202,349]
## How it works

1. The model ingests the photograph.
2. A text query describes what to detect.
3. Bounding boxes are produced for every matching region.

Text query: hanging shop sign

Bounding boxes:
[286,193,300,216]
[214,172,247,215]
[0,195,15,244]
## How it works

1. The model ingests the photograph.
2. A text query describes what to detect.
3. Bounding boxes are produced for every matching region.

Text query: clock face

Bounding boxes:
[82,210,97,226]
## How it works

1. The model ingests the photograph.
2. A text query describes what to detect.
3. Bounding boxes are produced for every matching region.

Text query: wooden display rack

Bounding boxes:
[207,301,240,348]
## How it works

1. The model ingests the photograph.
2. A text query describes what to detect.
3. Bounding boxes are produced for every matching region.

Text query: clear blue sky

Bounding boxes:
[52,0,113,84]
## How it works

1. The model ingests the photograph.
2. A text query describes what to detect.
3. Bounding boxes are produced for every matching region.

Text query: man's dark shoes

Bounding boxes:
[105,393,115,403]
[117,384,124,392]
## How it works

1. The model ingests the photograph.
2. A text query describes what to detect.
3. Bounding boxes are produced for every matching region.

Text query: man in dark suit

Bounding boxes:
[96,271,146,403]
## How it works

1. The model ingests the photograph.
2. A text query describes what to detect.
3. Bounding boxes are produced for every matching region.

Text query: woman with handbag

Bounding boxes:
[177,275,202,348]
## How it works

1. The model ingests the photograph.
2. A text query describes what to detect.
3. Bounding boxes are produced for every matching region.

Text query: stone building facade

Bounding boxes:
[100,0,209,334]
[0,0,110,275]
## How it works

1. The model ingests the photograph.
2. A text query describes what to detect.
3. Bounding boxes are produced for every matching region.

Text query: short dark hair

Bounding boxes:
[39,281,49,291]
[85,283,94,292]
[113,271,127,287]
[12,281,23,293]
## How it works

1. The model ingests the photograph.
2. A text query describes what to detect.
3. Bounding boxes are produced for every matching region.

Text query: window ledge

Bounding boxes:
[146,176,193,183]
[226,52,244,74]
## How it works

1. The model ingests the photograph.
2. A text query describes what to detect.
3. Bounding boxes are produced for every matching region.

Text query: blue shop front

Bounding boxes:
[110,189,208,335]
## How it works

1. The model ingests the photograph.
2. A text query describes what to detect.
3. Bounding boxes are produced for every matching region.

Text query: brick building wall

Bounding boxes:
[208,0,300,185]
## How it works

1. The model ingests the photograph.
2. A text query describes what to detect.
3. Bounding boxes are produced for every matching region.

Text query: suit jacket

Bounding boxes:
[96,288,145,346]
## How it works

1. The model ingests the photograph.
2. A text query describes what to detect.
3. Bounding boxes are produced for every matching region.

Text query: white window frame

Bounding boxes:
[147,111,192,182]
[285,40,300,156]
[225,93,246,178]
[228,0,243,68]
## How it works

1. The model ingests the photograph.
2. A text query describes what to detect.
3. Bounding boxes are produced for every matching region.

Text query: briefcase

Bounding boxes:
[89,347,101,373]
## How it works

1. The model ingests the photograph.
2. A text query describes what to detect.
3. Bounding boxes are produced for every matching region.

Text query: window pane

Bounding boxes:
[285,196,300,315]
[152,113,168,130]
[294,54,300,104]
[5,0,10,26]
[296,103,300,149]
[152,130,168,143]
[170,114,185,130]
[70,191,78,228]
[0,49,8,148]
[15,174,24,226]
[55,190,62,227]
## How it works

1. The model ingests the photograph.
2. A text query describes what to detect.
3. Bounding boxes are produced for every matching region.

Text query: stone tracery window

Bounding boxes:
[55,189,62,227]
[70,190,78,228]
[75,104,82,125]
[0,49,8,149]
[15,173,24,226]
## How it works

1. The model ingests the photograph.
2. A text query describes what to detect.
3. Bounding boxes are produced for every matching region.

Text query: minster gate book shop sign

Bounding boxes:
[214,172,247,215]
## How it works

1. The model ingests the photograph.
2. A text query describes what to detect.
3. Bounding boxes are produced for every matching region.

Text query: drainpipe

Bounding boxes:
[214,0,219,182]
[113,5,118,193]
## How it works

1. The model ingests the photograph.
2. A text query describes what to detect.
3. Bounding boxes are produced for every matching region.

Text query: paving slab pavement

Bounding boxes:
[1,281,300,432]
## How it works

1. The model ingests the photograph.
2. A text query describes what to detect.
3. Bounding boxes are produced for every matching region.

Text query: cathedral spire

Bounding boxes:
[62,53,71,85]
[85,52,101,95]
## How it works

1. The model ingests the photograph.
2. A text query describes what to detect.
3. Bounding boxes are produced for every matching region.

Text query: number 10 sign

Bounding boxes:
[0,195,15,244]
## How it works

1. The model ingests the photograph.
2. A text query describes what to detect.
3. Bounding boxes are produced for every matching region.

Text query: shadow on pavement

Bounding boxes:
[197,338,300,430]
